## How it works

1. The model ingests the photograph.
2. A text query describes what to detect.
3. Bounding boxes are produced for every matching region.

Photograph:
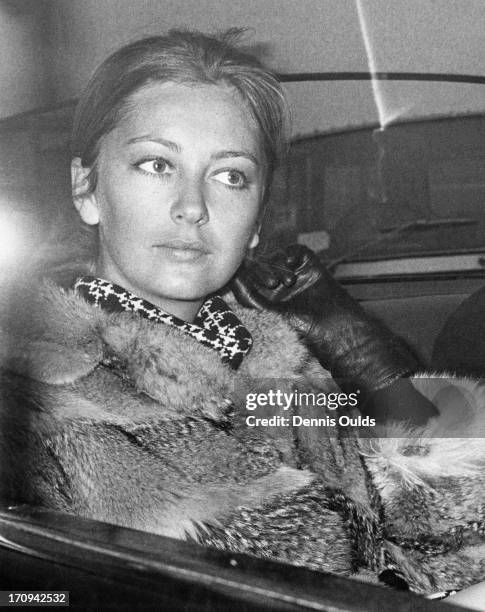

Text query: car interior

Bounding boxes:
[0,75,483,612]
[0,1,484,610]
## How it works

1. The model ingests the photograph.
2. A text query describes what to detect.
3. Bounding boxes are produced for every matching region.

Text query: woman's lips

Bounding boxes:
[154,239,211,262]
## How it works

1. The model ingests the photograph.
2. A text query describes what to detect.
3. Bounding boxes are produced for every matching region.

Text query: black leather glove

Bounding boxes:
[233,245,438,424]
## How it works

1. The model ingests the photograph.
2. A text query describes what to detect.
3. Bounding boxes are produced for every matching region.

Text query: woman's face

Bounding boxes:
[72,82,264,320]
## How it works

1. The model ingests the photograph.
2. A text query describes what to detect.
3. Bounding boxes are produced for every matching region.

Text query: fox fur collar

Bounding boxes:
[0,279,485,594]
[0,278,332,528]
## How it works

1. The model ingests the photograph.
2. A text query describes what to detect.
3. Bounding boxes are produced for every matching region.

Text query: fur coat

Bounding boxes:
[0,278,484,595]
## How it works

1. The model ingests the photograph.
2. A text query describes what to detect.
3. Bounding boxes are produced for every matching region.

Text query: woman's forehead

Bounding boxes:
[117,81,260,142]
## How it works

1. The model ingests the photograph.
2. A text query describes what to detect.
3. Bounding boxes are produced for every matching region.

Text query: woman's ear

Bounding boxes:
[71,157,100,226]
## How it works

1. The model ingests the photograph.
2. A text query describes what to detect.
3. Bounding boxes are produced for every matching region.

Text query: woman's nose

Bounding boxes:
[170,181,209,226]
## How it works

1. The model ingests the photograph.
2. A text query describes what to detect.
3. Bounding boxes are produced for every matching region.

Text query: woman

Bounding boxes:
[0,30,484,602]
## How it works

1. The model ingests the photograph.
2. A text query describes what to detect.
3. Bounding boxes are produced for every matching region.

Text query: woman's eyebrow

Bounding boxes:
[126,135,181,152]
[211,150,260,166]
[126,137,259,166]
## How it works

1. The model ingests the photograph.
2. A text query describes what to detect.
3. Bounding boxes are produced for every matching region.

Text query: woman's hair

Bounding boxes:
[71,29,289,194]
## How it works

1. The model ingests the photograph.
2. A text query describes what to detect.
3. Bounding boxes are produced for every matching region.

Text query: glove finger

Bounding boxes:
[264,262,296,287]
[284,244,313,270]
[252,266,281,289]
[247,256,296,289]
[267,245,323,301]
[281,272,297,287]
[231,275,270,310]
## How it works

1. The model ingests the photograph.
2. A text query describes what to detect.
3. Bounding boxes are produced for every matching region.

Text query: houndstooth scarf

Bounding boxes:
[74,276,252,369]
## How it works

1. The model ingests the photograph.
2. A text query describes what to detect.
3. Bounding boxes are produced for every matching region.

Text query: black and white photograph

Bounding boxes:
[0,1,484,609]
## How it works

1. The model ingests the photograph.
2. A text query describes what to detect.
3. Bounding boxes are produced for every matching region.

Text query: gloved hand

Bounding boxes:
[233,245,438,424]
[232,244,327,337]
[233,244,418,387]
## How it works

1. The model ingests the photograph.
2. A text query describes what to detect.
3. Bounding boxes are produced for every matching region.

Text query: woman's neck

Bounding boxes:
[146,295,204,322]
[93,270,204,322]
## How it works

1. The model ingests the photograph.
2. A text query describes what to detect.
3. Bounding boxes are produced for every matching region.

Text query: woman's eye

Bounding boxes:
[136,158,173,175]
[213,170,247,189]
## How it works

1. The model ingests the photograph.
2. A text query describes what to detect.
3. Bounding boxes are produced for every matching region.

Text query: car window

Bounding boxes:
[261,74,485,280]
[0,505,447,611]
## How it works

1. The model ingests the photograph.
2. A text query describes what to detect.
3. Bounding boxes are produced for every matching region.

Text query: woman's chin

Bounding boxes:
[148,280,219,303]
